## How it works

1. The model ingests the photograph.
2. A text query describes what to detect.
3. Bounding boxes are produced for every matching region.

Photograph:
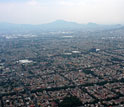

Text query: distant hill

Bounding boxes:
[0,20,123,33]
[104,26,124,35]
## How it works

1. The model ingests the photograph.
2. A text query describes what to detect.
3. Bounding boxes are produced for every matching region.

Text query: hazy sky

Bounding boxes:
[0,0,124,24]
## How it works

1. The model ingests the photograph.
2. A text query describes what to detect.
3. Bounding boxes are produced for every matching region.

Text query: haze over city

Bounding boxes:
[1,0,124,107]
[0,0,124,24]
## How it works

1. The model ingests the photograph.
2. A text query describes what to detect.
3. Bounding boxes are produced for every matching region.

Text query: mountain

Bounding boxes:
[0,20,123,33]
[46,20,80,26]
[38,20,83,31]
[0,22,37,33]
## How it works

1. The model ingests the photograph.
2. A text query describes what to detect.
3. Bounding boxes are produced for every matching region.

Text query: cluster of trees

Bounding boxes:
[58,95,82,107]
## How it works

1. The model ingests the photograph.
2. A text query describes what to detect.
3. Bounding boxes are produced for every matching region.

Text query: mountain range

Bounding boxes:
[0,20,123,33]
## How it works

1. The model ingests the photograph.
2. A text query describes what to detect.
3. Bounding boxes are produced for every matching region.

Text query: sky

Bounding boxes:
[0,0,124,24]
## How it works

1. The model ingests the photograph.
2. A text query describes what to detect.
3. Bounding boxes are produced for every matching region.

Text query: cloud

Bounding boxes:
[27,0,38,6]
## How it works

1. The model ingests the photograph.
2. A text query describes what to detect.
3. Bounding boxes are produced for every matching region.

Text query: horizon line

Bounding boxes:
[0,20,123,26]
